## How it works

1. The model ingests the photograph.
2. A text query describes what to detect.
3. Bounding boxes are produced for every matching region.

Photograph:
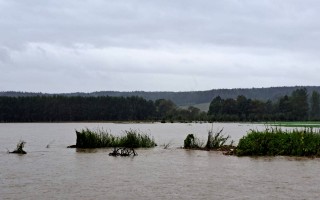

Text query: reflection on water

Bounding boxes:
[75,148,99,153]
[1,123,320,200]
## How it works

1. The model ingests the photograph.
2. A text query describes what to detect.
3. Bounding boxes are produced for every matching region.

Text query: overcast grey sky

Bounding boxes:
[0,0,319,92]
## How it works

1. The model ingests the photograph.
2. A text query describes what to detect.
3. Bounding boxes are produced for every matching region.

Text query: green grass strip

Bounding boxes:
[263,121,320,128]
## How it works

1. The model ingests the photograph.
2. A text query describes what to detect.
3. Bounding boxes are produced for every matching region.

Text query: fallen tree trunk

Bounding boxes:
[10,149,27,154]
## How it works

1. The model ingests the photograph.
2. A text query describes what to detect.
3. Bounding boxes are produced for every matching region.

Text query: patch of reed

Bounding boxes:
[75,128,156,148]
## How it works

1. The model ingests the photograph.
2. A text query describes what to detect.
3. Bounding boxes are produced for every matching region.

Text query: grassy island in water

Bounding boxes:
[237,128,320,157]
[74,128,156,148]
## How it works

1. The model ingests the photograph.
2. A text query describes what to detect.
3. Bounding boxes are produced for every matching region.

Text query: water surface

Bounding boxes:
[1,123,319,200]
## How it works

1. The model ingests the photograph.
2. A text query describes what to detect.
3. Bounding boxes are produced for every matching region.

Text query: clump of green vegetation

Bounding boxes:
[75,128,116,148]
[184,128,232,151]
[74,128,156,148]
[118,129,156,148]
[237,128,320,157]
[184,134,203,149]
[10,140,27,154]
[205,128,231,149]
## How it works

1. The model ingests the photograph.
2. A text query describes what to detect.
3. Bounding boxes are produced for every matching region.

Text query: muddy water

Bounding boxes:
[1,123,319,200]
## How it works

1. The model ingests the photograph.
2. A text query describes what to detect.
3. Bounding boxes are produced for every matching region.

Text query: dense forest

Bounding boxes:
[0,88,319,122]
[2,86,320,107]
[208,88,320,121]
[0,96,206,122]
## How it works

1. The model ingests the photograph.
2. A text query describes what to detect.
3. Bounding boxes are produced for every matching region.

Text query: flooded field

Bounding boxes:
[1,123,320,199]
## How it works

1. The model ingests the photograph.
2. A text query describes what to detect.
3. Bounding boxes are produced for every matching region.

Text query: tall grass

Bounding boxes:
[184,128,231,150]
[205,128,231,149]
[237,128,320,156]
[75,128,156,148]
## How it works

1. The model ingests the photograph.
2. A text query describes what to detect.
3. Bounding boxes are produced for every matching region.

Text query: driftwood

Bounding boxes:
[67,145,138,156]
[109,147,137,157]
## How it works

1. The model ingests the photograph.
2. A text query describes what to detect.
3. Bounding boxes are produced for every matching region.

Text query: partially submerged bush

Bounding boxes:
[74,128,156,148]
[118,129,156,148]
[184,134,204,149]
[76,128,117,148]
[205,128,230,149]
[162,140,173,149]
[237,128,320,156]
[10,140,27,154]
[109,147,138,157]
[184,128,234,154]
[184,134,195,148]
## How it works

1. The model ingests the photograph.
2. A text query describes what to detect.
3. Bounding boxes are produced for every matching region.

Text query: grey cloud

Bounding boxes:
[0,47,10,63]
[1,0,320,92]
[2,0,320,50]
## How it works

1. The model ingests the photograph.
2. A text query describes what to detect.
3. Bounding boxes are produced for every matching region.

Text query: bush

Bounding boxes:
[75,128,156,148]
[184,128,231,150]
[237,128,320,156]
[118,129,156,148]
[205,128,230,149]
[184,134,203,149]
[10,140,27,154]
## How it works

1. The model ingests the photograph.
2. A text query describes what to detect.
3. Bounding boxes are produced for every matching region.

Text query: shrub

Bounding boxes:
[118,129,156,148]
[184,134,204,149]
[10,140,27,154]
[205,128,230,149]
[184,128,231,150]
[75,128,156,148]
[237,128,320,156]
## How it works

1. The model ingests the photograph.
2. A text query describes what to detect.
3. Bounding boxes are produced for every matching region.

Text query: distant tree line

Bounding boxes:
[2,86,320,106]
[208,88,320,121]
[0,88,319,122]
[0,96,206,122]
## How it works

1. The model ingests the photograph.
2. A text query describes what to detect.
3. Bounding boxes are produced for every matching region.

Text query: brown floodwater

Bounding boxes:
[1,123,320,200]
